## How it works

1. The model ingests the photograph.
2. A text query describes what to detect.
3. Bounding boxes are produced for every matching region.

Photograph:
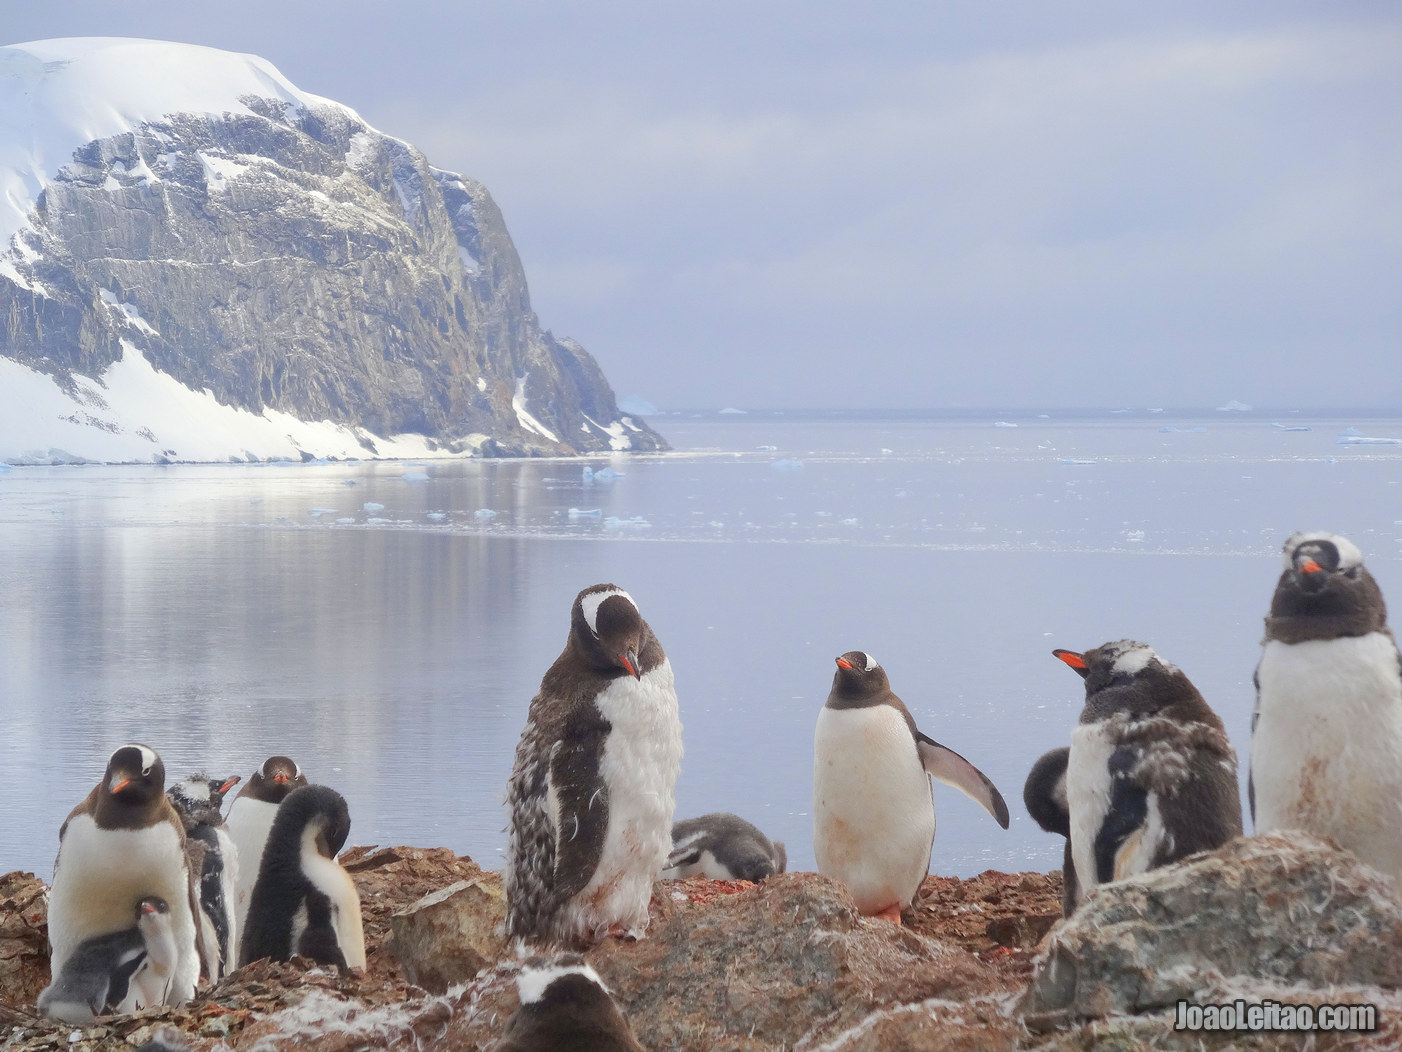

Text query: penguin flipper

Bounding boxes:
[916,732,1010,828]
[1248,665,1261,828]
[547,706,612,903]
[1093,746,1149,885]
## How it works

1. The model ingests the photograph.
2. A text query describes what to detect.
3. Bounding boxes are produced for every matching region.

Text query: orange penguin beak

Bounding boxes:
[110,778,132,794]
[1053,650,1089,676]
[1300,558,1323,574]
[835,657,854,670]
[273,773,290,784]
[219,777,241,794]
[619,650,640,679]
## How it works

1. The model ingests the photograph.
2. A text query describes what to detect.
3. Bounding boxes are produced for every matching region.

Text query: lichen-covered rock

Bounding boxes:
[387,878,507,993]
[1021,833,1402,1027]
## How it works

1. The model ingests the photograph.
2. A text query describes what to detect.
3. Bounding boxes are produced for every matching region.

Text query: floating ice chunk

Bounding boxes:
[757,445,778,452]
[1148,408,1165,413]
[402,472,429,482]
[308,508,336,516]
[335,517,354,524]
[1271,423,1312,432]
[0,464,10,472]
[770,459,804,472]
[1216,400,1252,412]
[1159,426,1206,434]
[841,518,859,526]
[363,502,385,513]
[427,511,447,521]
[1060,459,1096,465]
[568,507,603,518]
[474,509,497,519]
[880,448,893,455]
[604,516,651,529]
[1125,530,1146,543]
[585,466,623,483]
[1339,426,1363,437]
[718,407,747,415]
[1338,435,1402,445]
[993,421,1018,428]
[367,517,388,524]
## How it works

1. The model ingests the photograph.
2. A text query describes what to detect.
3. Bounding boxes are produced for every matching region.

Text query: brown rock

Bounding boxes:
[387,878,507,993]
[0,872,50,1009]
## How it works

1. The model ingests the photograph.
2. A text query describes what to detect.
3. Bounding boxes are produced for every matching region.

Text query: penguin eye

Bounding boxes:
[141,766,152,777]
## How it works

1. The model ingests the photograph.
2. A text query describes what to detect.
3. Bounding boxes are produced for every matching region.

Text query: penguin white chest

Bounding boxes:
[564,661,682,936]
[1253,634,1402,877]
[813,706,934,914]
[227,797,278,928]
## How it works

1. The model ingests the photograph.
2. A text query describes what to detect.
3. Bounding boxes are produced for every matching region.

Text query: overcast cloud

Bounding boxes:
[8,2,1400,410]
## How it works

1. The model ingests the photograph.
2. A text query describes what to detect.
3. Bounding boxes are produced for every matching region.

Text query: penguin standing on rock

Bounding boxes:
[491,955,646,1052]
[37,896,177,1022]
[167,773,242,981]
[239,784,365,969]
[505,584,683,946]
[46,745,202,1007]
[226,756,308,938]
[1022,747,1078,915]
[662,813,787,882]
[1252,531,1402,879]
[1039,641,1241,906]
[813,652,1009,922]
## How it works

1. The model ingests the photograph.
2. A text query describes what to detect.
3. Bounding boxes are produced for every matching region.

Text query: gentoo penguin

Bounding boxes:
[662,813,787,882]
[491,955,645,1052]
[505,584,683,946]
[47,744,202,1007]
[239,784,365,970]
[37,896,177,1022]
[1251,531,1402,879]
[1022,747,1079,915]
[226,755,308,941]
[167,773,242,980]
[813,652,1009,922]
[1052,641,1241,904]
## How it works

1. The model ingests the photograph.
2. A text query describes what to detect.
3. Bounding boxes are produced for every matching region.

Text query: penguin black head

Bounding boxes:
[1053,641,1167,693]
[498,954,643,1052]
[103,744,165,806]
[1054,640,1216,725]
[278,784,352,859]
[167,773,242,824]
[572,584,646,679]
[241,756,308,805]
[1272,532,1385,620]
[830,651,890,701]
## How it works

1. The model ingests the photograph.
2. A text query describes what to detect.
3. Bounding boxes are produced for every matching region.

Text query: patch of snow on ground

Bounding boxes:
[582,413,632,451]
[98,289,158,336]
[198,152,252,186]
[512,374,558,443]
[457,244,478,273]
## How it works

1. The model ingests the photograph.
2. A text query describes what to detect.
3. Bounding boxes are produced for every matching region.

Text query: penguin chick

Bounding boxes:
[1056,641,1242,904]
[227,756,308,943]
[47,745,202,1007]
[1023,747,1078,915]
[1252,531,1402,880]
[37,896,175,1023]
[491,954,646,1052]
[505,584,683,946]
[239,784,365,970]
[662,813,787,882]
[813,652,1009,922]
[167,773,242,981]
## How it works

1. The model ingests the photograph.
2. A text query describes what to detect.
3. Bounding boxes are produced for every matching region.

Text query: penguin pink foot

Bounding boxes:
[872,904,903,925]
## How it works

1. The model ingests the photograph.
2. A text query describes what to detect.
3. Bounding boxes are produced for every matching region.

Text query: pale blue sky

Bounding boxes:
[8,2,1400,410]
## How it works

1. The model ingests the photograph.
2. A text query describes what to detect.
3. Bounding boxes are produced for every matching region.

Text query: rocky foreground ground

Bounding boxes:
[2,834,1400,1050]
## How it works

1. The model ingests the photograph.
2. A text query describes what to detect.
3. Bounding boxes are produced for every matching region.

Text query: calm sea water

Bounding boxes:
[3,411,1401,881]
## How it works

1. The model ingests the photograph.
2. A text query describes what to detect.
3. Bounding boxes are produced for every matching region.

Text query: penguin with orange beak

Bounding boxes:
[225,756,308,949]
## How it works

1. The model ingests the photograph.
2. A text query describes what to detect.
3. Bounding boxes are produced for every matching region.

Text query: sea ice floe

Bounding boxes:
[993,421,1018,428]
[1060,459,1096,465]
[757,445,778,452]
[308,508,335,516]
[474,509,497,519]
[402,472,429,482]
[426,511,447,521]
[363,502,384,512]
[583,466,623,482]
[1125,530,1146,543]
[335,517,354,524]
[568,507,603,518]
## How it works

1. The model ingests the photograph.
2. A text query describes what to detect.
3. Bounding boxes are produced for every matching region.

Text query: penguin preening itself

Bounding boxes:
[1022,747,1078,916]
[490,955,646,1052]
[662,813,787,882]
[1044,641,1241,906]
[1251,531,1402,880]
[239,783,365,970]
[37,896,177,1023]
[47,745,202,1007]
[505,584,683,946]
[167,773,241,981]
[813,652,1009,923]
[227,756,308,941]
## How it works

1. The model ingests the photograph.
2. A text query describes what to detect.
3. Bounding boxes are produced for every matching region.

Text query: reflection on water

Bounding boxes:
[2,415,1401,879]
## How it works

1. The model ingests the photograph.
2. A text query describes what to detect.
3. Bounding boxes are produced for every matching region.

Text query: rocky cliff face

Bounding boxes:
[0,40,664,461]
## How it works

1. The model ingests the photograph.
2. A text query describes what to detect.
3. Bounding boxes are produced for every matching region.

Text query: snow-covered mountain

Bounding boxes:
[0,38,665,463]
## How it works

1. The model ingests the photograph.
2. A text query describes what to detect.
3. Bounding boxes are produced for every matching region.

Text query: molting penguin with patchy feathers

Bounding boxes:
[490,954,646,1052]
[47,745,202,1007]
[505,584,683,947]
[813,652,1010,922]
[166,773,241,981]
[226,755,308,942]
[239,784,365,970]
[662,813,787,882]
[38,896,177,1023]
[1251,532,1402,880]
[1039,641,1242,907]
